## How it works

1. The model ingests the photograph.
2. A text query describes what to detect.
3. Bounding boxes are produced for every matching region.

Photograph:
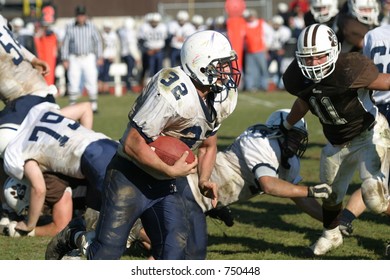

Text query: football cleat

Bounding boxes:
[126,218,144,248]
[205,206,234,227]
[45,217,86,260]
[339,220,354,236]
[309,226,343,256]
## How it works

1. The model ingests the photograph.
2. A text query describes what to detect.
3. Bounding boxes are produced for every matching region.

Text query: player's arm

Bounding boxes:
[197,134,218,207]
[16,160,46,232]
[123,127,197,178]
[35,188,73,237]
[285,98,310,128]
[60,102,94,129]
[367,73,390,91]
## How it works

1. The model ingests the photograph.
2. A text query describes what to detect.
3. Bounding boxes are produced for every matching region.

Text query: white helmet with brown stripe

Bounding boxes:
[295,24,340,82]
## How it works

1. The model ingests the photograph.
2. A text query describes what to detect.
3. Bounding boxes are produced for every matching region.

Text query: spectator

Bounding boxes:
[243,9,273,92]
[117,17,141,93]
[289,0,310,14]
[34,19,58,85]
[167,10,196,67]
[61,5,103,113]
[98,20,119,94]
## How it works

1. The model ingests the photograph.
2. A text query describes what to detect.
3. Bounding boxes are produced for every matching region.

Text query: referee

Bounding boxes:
[61,5,103,113]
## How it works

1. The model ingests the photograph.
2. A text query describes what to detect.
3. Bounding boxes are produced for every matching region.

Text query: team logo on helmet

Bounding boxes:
[327,30,338,47]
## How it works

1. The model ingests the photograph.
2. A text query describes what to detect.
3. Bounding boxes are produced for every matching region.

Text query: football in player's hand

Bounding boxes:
[149,136,195,166]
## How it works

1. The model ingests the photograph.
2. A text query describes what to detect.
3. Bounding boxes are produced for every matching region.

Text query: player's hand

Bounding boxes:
[199,180,218,208]
[5,221,35,237]
[169,152,198,177]
[31,57,50,76]
[308,183,332,199]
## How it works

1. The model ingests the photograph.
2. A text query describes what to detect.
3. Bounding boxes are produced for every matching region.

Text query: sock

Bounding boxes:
[339,208,356,224]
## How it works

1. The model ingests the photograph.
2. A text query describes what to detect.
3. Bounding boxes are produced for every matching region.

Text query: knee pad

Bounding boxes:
[361,178,389,214]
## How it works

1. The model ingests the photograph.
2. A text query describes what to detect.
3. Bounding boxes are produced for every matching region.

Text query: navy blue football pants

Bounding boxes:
[87,154,207,259]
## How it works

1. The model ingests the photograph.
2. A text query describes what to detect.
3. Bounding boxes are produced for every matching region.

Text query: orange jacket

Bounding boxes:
[245,19,266,54]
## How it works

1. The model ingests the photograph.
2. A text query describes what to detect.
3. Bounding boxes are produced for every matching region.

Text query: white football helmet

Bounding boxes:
[3,177,31,215]
[266,109,308,158]
[310,0,339,23]
[348,0,380,25]
[181,30,241,92]
[176,10,189,22]
[296,24,340,82]
[0,123,20,159]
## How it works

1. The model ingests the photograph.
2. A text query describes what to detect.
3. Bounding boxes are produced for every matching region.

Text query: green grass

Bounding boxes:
[0,91,389,260]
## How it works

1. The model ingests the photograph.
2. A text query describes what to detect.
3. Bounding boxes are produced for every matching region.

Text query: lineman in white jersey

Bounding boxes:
[2,101,118,235]
[190,109,331,215]
[46,30,241,260]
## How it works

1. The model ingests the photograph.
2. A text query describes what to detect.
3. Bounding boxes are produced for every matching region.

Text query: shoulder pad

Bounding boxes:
[156,67,194,101]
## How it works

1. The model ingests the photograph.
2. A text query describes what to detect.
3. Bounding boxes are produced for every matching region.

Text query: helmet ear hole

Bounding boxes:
[3,177,31,215]
[200,67,206,73]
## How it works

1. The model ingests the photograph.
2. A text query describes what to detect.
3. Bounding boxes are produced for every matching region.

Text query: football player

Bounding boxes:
[42,109,331,258]
[282,23,390,256]
[337,24,390,256]
[2,173,87,237]
[0,101,118,235]
[304,0,340,28]
[46,30,241,260]
[0,14,52,104]
[336,0,380,52]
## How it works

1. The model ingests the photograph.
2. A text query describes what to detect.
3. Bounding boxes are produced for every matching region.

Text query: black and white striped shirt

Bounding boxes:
[61,20,103,60]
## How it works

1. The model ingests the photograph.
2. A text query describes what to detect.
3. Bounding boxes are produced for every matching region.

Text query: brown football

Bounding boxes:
[149,136,195,166]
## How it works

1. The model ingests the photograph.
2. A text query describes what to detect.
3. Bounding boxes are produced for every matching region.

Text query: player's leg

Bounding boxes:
[82,54,99,113]
[309,143,356,256]
[67,55,82,105]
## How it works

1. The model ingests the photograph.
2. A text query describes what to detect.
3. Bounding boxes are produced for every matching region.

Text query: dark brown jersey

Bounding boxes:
[283,52,379,145]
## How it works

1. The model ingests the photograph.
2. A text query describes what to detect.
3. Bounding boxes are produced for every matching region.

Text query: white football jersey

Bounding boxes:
[168,21,196,49]
[118,66,238,176]
[0,15,56,104]
[363,25,390,104]
[189,124,302,212]
[4,102,109,180]
[137,22,168,50]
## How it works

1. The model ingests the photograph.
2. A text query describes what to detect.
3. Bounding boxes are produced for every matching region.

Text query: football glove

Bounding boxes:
[308,183,332,199]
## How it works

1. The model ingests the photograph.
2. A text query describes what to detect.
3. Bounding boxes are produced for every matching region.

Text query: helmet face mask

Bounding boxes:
[181,30,241,92]
[296,24,340,82]
[266,109,308,159]
[348,0,380,25]
[310,0,339,23]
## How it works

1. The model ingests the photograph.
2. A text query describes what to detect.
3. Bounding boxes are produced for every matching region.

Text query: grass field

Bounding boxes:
[0,91,389,260]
